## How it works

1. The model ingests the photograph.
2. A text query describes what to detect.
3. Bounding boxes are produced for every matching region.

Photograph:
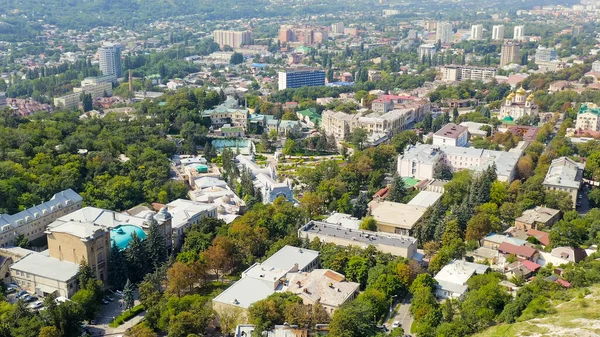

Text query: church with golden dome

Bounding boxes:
[497,87,538,122]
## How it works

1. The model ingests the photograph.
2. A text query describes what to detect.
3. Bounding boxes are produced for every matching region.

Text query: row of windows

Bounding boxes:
[14,279,31,287]
[15,271,31,278]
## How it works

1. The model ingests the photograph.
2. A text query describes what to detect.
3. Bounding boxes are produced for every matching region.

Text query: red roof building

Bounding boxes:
[526,229,550,246]
[498,242,538,261]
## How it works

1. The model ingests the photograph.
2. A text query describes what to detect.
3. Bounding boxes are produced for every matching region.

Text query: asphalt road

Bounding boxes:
[386,296,414,336]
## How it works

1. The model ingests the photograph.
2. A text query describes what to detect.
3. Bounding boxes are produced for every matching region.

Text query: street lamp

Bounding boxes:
[389,294,398,313]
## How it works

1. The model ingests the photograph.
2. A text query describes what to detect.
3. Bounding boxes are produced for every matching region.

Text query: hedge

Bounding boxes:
[108,304,144,327]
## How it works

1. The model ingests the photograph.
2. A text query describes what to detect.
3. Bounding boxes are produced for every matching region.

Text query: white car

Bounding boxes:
[30,301,43,309]
[392,321,401,328]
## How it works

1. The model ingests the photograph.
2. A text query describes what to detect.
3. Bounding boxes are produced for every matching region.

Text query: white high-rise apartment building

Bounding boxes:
[514,25,525,41]
[435,22,453,44]
[331,22,345,35]
[470,24,483,40]
[492,25,505,40]
[98,44,123,78]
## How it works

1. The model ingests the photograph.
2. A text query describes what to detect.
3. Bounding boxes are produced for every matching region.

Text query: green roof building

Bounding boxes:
[296,108,321,127]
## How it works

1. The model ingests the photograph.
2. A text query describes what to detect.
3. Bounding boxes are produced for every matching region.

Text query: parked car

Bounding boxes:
[6,287,16,294]
[30,301,43,309]
[16,290,27,298]
[22,295,37,303]
[101,299,109,305]
[104,296,114,302]
[392,321,401,328]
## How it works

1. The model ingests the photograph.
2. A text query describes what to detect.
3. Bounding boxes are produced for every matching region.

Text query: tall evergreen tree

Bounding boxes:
[107,244,128,290]
[123,279,135,312]
[146,222,167,270]
[387,175,407,203]
[126,232,149,283]
[352,192,369,219]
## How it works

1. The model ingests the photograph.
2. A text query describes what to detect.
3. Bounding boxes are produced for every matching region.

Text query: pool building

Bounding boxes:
[110,225,148,250]
[45,207,173,284]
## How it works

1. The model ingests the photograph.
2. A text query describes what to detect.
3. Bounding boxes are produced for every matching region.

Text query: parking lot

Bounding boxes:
[5,286,143,336]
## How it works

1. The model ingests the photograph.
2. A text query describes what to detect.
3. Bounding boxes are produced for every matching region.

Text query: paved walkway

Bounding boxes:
[86,296,145,336]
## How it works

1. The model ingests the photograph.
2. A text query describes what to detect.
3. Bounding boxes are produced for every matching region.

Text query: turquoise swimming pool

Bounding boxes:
[110,225,147,250]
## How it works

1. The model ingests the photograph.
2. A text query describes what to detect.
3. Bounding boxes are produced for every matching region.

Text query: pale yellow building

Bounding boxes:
[368,200,427,236]
[46,221,110,284]
[575,103,600,132]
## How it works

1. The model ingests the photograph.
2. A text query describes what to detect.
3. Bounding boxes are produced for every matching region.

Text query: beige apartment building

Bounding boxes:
[322,97,429,141]
[575,103,600,132]
[440,65,497,82]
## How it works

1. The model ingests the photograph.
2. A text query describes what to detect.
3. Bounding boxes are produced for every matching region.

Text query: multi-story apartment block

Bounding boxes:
[513,25,525,41]
[418,44,437,60]
[435,21,453,44]
[74,82,113,99]
[98,43,123,78]
[470,24,483,40]
[54,81,113,110]
[54,93,81,110]
[535,46,558,65]
[500,41,520,66]
[492,25,505,40]
[0,189,83,248]
[575,103,600,132]
[278,68,325,90]
[212,30,253,49]
[81,75,117,86]
[322,96,430,141]
[440,65,497,82]
[278,25,329,45]
[331,22,345,35]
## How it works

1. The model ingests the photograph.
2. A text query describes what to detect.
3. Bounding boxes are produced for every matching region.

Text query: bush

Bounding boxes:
[109,304,145,327]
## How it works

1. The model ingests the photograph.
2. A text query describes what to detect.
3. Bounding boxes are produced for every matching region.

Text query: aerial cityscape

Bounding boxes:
[1,0,600,336]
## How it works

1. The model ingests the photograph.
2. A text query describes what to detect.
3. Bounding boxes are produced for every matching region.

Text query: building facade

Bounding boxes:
[535,46,557,64]
[440,65,497,82]
[10,252,79,298]
[398,144,522,182]
[201,96,249,129]
[542,157,583,208]
[432,123,469,147]
[322,96,430,141]
[575,103,600,132]
[500,42,520,66]
[46,221,111,284]
[278,68,325,90]
[0,189,83,248]
[513,25,525,41]
[470,24,483,40]
[435,22,453,44]
[418,44,436,60]
[98,44,123,78]
[492,25,505,40]
[331,22,345,35]
[212,30,253,49]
